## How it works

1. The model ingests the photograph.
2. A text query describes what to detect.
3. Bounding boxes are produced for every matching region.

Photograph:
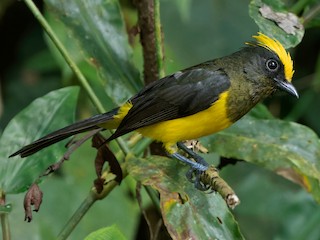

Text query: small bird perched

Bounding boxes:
[10,33,298,189]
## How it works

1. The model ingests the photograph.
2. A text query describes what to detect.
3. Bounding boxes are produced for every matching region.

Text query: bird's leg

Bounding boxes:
[177,142,209,167]
[170,142,209,191]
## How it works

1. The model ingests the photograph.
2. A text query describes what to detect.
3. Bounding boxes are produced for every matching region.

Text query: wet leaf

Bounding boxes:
[92,133,122,187]
[24,183,43,222]
[0,87,79,194]
[45,0,142,105]
[249,0,304,48]
[84,224,126,240]
[127,155,244,239]
[202,116,320,202]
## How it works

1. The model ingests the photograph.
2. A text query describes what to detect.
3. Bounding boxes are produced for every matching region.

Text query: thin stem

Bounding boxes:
[23,0,105,114]
[114,136,131,156]
[290,0,311,14]
[0,214,10,240]
[23,2,133,239]
[24,0,132,156]
[144,186,160,212]
[57,167,127,240]
[57,191,96,240]
[0,191,10,240]
[154,0,165,78]
[24,1,161,239]
[303,4,320,26]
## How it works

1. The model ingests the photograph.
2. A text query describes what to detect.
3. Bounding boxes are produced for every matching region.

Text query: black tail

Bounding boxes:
[10,108,119,158]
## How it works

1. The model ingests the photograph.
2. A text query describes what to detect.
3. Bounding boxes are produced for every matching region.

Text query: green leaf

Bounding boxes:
[202,116,320,202]
[171,0,193,22]
[249,0,304,48]
[223,163,320,239]
[0,87,79,194]
[44,0,142,105]
[84,225,127,240]
[248,103,275,119]
[304,15,320,28]
[302,0,320,28]
[127,155,244,239]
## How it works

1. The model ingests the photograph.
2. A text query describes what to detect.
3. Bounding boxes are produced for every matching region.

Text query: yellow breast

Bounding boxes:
[137,91,232,146]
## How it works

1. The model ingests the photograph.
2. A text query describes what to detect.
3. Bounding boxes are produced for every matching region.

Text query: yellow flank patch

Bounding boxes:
[114,101,133,120]
[98,101,133,129]
[247,32,294,82]
[138,91,233,153]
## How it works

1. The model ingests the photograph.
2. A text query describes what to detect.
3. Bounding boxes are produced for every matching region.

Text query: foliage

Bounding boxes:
[84,225,127,240]
[0,0,320,239]
[0,87,79,193]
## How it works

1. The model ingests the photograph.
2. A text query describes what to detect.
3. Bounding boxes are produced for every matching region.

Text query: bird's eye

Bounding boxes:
[266,59,279,71]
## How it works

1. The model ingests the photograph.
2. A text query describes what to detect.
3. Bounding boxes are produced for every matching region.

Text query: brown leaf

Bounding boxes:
[276,168,311,191]
[92,133,123,184]
[24,184,43,222]
[259,4,303,35]
[93,178,105,194]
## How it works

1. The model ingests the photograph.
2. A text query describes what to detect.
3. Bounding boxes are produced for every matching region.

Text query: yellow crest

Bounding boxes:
[247,32,294,82]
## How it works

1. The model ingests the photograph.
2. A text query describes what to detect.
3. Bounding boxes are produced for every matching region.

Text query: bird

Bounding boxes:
[10,32,298,189]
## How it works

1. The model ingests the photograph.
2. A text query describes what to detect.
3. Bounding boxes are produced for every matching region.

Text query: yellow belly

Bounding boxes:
[137,91,232,148]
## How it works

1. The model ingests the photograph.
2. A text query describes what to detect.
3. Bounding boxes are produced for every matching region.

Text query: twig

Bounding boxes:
[57,163,128,240]
[0,213,10,240]
[303,3,320,26]
[23,0,105,114]
[135,0,163,85]
[0,191,10,240]
[290,0,311,15]
[200,166,240,209]
[136,183,154,240]
[154,0,165,78]
[40,129,102,177]
[24,0,164,238]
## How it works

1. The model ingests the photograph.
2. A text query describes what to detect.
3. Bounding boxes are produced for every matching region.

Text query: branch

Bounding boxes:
[57,165,128,240]
[0,191,10,240]
[135,0,164,84]
[201,167,240,209]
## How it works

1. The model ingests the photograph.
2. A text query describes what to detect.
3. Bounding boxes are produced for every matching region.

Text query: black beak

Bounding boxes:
[274,78,299,98]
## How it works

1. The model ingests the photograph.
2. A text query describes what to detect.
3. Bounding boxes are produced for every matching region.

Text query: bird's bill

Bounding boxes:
[274,78,299,98]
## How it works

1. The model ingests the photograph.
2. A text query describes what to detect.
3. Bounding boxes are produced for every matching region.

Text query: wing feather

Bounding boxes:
[108,63,230,140]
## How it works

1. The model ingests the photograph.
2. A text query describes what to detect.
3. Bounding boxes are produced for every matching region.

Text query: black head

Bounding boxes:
[242,46,298,98]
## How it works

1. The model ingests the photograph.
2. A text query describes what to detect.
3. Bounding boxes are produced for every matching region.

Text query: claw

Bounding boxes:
[171,145,210,191]
[186,167,210,191]
[194,170,210,191]
[186,168,196,183]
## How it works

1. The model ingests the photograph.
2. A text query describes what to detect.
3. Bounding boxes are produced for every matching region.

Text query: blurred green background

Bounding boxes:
[0,0,320,239]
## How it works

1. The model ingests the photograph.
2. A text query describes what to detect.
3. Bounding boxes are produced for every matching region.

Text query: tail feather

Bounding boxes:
[10,108,119,158]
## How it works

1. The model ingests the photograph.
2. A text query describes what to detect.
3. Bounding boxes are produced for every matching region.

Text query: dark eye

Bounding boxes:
[266,59,279,71]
